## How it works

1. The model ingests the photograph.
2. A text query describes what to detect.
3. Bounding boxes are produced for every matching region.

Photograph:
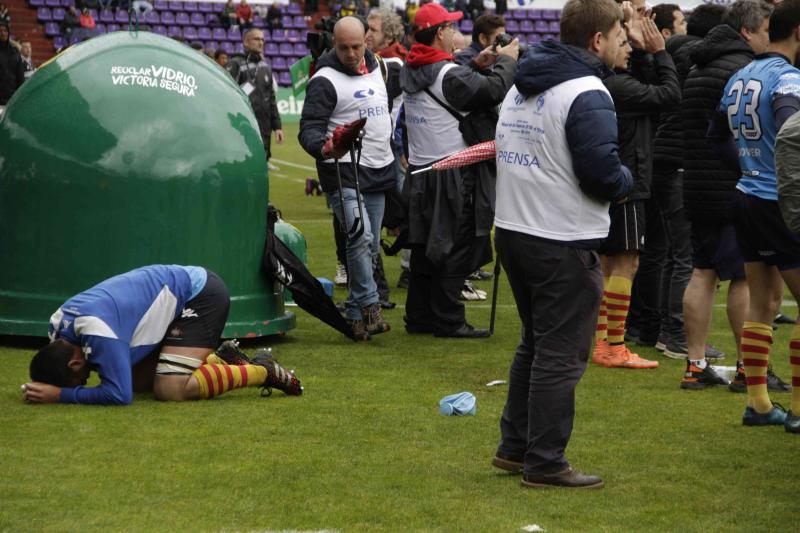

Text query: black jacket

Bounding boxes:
[0,39,24,105]
[604,49,680,200]
[681,24,754,223]
[226,51,281,157]
[652,34,701,171]
[298,49,400,194]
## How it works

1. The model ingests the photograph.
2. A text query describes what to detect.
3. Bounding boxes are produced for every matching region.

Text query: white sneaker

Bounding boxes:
[334,263,348,286]
[460,281,487,301]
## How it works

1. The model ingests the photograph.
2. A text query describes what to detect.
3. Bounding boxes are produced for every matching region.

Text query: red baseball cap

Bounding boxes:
[413,3,463,34]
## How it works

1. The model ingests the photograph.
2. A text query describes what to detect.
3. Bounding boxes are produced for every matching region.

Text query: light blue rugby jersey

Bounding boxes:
[719,54,800,201]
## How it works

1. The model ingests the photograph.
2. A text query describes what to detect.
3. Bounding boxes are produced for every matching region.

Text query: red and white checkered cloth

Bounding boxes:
[430,140,496,171]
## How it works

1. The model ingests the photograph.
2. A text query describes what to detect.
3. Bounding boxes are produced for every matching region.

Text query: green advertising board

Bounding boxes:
[276,86,305,123]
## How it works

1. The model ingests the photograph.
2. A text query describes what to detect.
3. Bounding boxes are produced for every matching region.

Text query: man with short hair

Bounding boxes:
[0,21,23,106]
[711,0,800,430]
[400,2,518,338]
[299,17,397,340]
[23,265,302,405]
[652,3,687,39]
[492,0,631,489]
[453,13,505,66]
[226,28,283,160]
[19,41,34,80]
[215,48,229,68]
[679,0,790,391]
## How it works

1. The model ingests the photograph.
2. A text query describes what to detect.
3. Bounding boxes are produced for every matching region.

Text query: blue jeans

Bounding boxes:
[328,188,384,320]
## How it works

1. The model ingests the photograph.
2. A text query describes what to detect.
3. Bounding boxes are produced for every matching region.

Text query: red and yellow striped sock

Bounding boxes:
[192,364,267,399]
[790,324,800,414]
[741,321,773,413]
[605,276,632,346]
[595,277,610,343]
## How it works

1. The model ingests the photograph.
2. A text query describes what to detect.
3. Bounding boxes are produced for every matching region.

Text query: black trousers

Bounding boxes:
[495,228,602,475]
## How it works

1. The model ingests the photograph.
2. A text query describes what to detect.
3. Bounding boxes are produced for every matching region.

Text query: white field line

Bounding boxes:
[271,157,317,172]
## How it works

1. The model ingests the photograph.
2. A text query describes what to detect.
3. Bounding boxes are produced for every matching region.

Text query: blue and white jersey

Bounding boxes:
[719,55,800,201]
[49,265,206,405]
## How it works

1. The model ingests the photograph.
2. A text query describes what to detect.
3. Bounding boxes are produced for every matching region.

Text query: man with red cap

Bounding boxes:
[400,2,518,338]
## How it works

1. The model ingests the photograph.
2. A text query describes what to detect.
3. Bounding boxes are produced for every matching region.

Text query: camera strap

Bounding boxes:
[423,88,464,124]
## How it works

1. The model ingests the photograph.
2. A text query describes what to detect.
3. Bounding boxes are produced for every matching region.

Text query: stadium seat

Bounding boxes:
[29,0,46,7]
[278,71,291,86]
[152,25,168,35]
[287,2,300,15]
[37,7,52,21]
[95,23,106,33]
[293,42,307,56]
[293,15,305,28]
[460,19,472,33]
[272,56,287,70]
[272,28,287,41]
[145,10,159,24]
[287,28,299,42]
[281,15,292,27]
[45,0,60,7]
[511,9,525,19]
[54,35,67,49]
[279,42,293,55]
[233,42,244,54]
[213,1,226,12]
[212,27,226,41]
[264,42,278,56]
[205,13,220,26]
[44,21,59,35]
[198,26,212,39]
[220,41,234,54]
[534,20,547,33]
[168,1,184,11]
[228,26,242,41]
[52,7,65,20]
[160,11,175,25]
[514,33,525,43]
[528,9,542,19]
[175,12,190,25]
[183,26,198,39]
[184,1,198,12]
[168,25,182,38]
[204,40,218,50]
[527,33,540,44]
[107,23,120,31]
[543,9,559,20]
[190,13,204,25]
[115,9,129,23]
[520,20,533,33]
[198,1,213,13]
[98,8,113,23]
[548,21,559,32]
[505,20,518,33]
[253,14,264,27]
[153,0,168,9]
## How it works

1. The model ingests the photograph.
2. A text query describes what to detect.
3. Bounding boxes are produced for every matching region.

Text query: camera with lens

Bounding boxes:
[493,32,528,57]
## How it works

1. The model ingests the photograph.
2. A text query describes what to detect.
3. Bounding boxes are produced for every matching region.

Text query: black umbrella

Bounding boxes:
[262,208,356,340]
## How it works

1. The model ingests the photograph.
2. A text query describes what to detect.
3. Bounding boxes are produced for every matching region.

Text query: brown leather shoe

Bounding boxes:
[491,452,523,474]
[521,468,604,489]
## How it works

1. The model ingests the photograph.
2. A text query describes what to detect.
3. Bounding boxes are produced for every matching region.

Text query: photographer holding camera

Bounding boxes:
[454,13,506,66]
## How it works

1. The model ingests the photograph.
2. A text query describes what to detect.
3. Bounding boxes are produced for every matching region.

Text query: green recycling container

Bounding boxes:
[0,31,294,338]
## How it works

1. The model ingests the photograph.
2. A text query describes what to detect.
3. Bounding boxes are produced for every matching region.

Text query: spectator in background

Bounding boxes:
[406,1,419,25]
[367,8,408,59]
[19,41,34,81]
[61,6,80,36]
[652,2,687,39]
[454,13,505,65]
[0,21,23,106]
[236,0,254,30]
[79,7,96,30]
[215,48,229,68]
[467,0,485,21]
[266,2,282,31]
[226,28,283,160]
[222,0,236,29]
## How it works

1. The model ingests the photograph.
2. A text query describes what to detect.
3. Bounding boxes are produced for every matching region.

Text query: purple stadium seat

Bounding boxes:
[534,20,547,33]
[52,7,65,20]
[97,23,108,33]
[287,2,300,15]
[220,41,234,54]
[278,71,291,86]
[107,23,120,31]
[233,42,244,54]
[548,21,559,32]
[44,21,59,35]
[30,0,46,7]
[511,9,525,19]
[253,14,264,27]
[54,35,67,49]
[228,26,241,41]
[264,42,278,55]
[213,1,226,12]
[528,9,542,19]
[205,13,220,25]
[460,19,472,33]
[272,57,286,70]
[98,8,113,22]
[293,42,307,56]
[69,34,82,44]
[168,1,185,11]
[278,42,293,55]
[115,10,129,23]
[152,25,168,35]
[543,9,558,20]
[514,33,525,43]
[505,20,518,33]
[45,0,60,7]
[281,15,292,27]
[198,26,212,39]
[37,7,52,21]
[176,12,190,25]
[190,12,204,25]
[145,10,159,24]
[153,0,168,10]
[271,28,286,41]
[88,8,97,18]
[287,28,299,41]
[520,19,533,33]
[543,33,554,41]
[198,1,213,12]
[161,11,175,25]
[212,27,226,40]
[527,33,540,44]
[183,26,198,39]
[292,15,305,28]
[184,1,198,12]
[168,25,182,37]
[204,40,218,50]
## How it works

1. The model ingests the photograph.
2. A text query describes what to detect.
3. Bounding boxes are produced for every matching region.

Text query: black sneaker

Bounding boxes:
[774,312,795,325]
[215,339,252,365]
[767,365,792,392]
[729,362,746,393]
[680,360,728,390]
[348,319,371,341]
[663,339,688,359]
[252,349,303,396]
[704,344,726,361]
[468,269,494,281]
[742,402,787,426]
[362,303,390,336]
[786,410,800,433]
[397,269,410,289]
[625,326,641,344]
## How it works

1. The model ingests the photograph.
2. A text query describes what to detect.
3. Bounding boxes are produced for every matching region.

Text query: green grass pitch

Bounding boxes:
[1,123,797,532]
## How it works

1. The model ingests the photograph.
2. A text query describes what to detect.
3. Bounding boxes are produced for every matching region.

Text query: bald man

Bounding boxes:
[299,17,401,341]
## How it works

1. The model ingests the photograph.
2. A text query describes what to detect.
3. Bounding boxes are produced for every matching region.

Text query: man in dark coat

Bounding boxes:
[0,21,24,106]
[227,28,283,160]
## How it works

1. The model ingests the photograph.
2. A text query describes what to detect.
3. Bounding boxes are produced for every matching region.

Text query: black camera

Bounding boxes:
[493,32,528,58]
[307,15,338,60]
